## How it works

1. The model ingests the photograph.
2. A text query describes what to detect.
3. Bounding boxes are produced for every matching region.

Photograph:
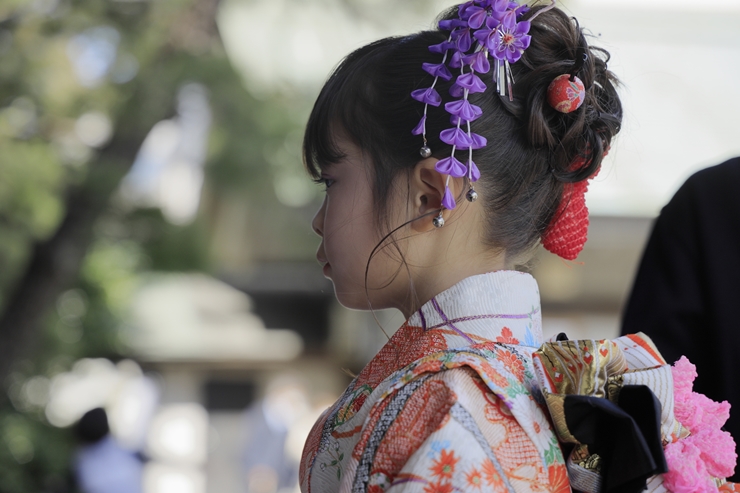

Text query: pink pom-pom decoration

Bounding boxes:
[688,428,737,479]
[664,440,716,493]
[666,356,737,490]
[672,356,732,434]
[671,356,698,400]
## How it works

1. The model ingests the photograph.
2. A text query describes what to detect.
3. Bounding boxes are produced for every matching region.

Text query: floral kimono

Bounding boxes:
[299,271,739,493]
[300,271,569,493]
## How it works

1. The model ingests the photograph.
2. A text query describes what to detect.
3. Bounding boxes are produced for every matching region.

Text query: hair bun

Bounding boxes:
[514,7,622,184]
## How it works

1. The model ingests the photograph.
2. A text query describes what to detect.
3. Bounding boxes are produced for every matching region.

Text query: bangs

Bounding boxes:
[303,37,408,180]
[302,31,453,226]
[302,71,349,179]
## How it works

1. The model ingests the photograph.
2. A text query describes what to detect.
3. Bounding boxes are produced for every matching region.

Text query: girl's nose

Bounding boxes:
[311,197,326,237]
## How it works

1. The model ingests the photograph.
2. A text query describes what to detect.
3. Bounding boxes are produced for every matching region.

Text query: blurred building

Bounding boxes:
[123,274,342,493]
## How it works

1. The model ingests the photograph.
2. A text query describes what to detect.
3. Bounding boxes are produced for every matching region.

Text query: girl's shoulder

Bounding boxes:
[350,352,567,493]
[380,342,542,406]
[369,343,567,458]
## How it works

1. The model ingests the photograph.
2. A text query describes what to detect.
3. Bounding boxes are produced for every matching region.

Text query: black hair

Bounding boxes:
[304,3,622,261]
[75,407,110,444]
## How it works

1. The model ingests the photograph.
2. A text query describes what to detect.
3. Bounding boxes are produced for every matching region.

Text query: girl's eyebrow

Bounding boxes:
[319,161,339,174]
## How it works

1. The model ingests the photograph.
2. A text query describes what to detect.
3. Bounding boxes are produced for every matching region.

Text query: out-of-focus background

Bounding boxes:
[0,0,738,491]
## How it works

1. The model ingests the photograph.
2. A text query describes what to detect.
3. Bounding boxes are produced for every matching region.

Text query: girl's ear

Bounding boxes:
[409,158,448,233]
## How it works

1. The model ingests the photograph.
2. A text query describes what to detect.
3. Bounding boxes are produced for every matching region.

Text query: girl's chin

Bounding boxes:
[331,283,367,311]
[322,262,331,278]
[333,286,394,313]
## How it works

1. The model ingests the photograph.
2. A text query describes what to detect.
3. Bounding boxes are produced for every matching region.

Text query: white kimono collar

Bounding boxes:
[407,270,544,349]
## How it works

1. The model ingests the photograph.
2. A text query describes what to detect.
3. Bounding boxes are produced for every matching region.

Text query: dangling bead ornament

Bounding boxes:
[466,187,478,202]
[433,211,445,228]
[411,0,557,217]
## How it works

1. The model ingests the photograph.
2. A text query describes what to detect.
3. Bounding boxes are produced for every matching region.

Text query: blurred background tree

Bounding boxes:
[0,0,315,490]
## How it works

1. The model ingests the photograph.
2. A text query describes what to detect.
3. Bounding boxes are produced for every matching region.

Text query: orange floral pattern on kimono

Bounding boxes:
[299,272,568,493]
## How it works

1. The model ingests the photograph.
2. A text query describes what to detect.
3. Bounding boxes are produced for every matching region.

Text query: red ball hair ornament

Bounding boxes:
[547,48,588,114]
[547,74,586,114]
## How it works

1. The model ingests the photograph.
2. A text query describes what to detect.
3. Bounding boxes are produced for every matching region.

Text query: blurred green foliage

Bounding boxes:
[0,0,318,490]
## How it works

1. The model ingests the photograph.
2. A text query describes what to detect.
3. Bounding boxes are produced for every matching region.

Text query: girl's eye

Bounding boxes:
[315,177,335,191]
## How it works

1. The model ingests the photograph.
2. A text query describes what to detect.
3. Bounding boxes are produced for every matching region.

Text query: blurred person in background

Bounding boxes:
[622,157,740,482]
[242,376,310,493]
[73,407,144,493]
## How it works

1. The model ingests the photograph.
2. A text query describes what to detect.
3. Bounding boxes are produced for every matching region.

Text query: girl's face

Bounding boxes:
[311,136,409,311]
[311,133,507,317]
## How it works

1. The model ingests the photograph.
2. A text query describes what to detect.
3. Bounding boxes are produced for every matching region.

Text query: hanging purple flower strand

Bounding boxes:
[411,0,556,212]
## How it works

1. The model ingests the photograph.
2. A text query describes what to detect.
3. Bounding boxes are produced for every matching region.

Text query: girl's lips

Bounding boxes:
[322,262,331,277]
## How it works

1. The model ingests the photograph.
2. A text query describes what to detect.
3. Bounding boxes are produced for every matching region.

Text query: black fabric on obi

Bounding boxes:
[563,385,668,493]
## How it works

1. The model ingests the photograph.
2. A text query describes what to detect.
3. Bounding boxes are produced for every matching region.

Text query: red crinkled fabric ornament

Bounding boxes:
[543,149,608,260]
[542,176,592,261]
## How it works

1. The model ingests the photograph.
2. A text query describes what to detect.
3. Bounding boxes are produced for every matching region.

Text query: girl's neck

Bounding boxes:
[395,252,509,319]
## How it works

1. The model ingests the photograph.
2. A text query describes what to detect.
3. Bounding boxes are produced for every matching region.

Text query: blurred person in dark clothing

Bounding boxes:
[242,377,310,493]
[622,157,740,481]
[73,407,144,493]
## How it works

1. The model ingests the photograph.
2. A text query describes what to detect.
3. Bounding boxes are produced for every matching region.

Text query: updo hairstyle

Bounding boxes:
[303,3,622,260]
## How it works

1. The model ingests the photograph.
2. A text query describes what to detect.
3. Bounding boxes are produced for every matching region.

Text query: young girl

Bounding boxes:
[299,1,737,492]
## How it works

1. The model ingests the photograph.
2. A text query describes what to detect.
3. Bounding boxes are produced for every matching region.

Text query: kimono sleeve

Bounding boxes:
[384,405,513,493]
[360,367,567,493]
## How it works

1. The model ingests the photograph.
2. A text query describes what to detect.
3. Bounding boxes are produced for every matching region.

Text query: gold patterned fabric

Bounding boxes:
[533,335,688,445]
[532,333,690,493]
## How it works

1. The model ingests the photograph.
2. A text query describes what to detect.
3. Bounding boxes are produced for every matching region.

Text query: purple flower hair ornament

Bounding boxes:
[412,0,557,224]
[492,18,531,64]
[411,87,442,106]
[445,100,483,122]
[436,156,468,178]
[423,63,453,80]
